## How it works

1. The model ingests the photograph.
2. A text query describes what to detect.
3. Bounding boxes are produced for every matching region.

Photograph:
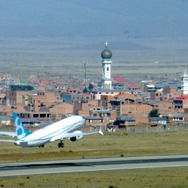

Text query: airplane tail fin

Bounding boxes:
[12,112,32,139]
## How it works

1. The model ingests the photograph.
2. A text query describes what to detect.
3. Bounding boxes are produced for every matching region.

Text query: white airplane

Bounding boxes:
[0,112,103,148]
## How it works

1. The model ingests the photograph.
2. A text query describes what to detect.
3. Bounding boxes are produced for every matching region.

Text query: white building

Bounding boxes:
[181,70,188,95]
[101,42,112,90]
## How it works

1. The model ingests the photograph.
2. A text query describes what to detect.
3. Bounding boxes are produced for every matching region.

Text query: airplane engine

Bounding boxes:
[70,131,83,142]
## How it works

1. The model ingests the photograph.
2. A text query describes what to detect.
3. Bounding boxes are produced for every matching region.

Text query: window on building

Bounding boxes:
[40,114,46,118]
[33,114,39,118]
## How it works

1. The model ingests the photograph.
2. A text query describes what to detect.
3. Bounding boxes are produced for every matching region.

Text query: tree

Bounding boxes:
[83,87,88,93]
[149,109,160,117]
[88,83,94,92]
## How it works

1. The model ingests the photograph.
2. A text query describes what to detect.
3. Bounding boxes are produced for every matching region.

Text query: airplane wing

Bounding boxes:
[0,131,16,143]
[0,131,17,137]
[0,139,16,143]
[72,126,104,137]
[50,126,103,142]
[64,130,101,138]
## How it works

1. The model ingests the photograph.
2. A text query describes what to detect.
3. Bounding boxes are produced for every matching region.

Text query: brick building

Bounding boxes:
[109,93,135,119]
[153,100,175,117]
[121,103,152,124]
[74,99,102,116]
[173,96,188,110]
[24,91,61,112]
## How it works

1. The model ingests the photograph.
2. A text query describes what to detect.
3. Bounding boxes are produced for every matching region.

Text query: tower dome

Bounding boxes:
[101,42,112,59]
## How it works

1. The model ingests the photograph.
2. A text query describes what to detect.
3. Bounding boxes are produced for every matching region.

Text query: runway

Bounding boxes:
[0,154,188,177]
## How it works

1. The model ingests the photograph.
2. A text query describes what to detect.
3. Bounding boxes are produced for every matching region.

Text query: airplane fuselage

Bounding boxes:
[15,115,85,147]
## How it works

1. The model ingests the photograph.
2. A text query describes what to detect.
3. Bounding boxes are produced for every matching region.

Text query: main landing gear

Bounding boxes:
[58,141,64,148]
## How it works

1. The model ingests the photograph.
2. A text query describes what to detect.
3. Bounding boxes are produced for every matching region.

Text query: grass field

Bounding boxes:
[0,45,188,80]
[0,167,188,188]
[0,130,188,162]
[0,130,188,187]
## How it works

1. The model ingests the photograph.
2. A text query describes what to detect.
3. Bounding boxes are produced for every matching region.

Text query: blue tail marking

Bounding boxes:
[12,112,32,139]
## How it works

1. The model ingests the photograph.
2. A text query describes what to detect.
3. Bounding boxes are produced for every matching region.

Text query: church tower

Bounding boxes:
[101,42,112,90]
[181,70,188,95]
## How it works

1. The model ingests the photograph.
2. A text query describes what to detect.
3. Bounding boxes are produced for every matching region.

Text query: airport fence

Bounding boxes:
[124,122,188,133]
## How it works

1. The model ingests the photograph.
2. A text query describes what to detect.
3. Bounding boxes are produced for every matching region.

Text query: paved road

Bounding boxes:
[0,154,188,177]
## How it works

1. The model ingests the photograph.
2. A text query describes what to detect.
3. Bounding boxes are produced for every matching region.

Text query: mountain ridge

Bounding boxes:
[0,0,188,49]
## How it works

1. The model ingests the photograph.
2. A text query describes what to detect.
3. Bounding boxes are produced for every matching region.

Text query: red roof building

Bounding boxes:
[173,95,188,110]
[128,84,141,90]
[113,76,130,83]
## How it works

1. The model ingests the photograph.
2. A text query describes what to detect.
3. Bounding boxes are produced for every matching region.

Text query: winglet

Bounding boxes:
[99,126,104,136]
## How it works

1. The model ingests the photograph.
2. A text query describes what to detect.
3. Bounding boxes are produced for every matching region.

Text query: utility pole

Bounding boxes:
[83,62,88,93]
